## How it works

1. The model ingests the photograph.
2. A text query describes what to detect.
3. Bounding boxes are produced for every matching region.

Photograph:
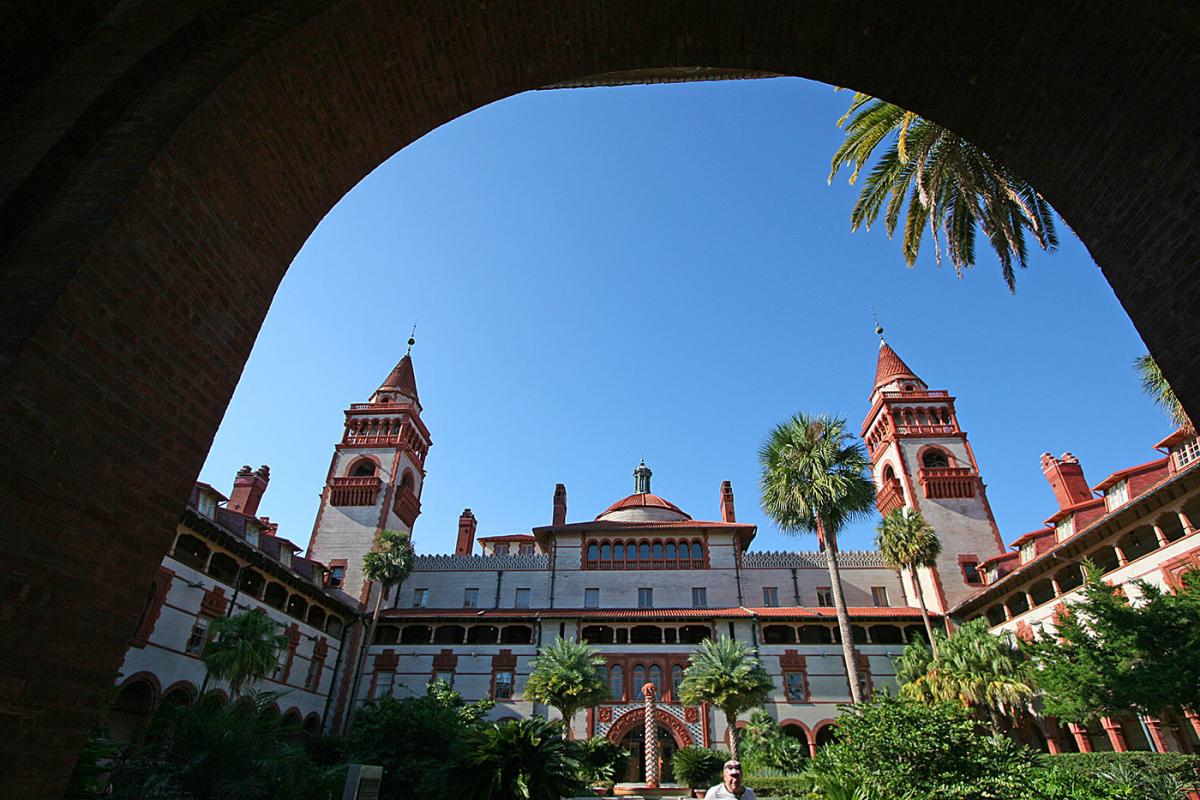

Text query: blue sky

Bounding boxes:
[199,76,1170,557]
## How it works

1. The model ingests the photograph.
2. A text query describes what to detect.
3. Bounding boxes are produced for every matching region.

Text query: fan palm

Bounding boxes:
[898,618,1035,734]
[1135,353,1194,434]
[202,610,287,696]
[453,717,586,800]
[829,92,1059,292]
[678,637,773,758]
[876,508,942,656]
[759,413,876,703]
[523,637,610,739]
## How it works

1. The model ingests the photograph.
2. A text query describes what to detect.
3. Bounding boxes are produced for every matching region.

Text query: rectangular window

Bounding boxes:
[372,671,395,699]
[494,543,510,556]
[691,587,707,608]
[1105,479,1129,511]
[961,560,983,585]
[638,588,654,608]
[1055,515,1075,542]
[871,587,890,607]
[1175,437,1200,469]
[463,588,479,608]
[584,588,600,608]
[432,670,454,687]
[412,588,428,607]
[514,588,530,608]
[784,671,808,702]
[1020,541,1036,564]
[305,655,323,692]
[816,587,833,606]
[185,617,210,656]
[518,543,534,556]
[328,565,345,588]
[197,494,216,518]
[493,670,514,700]
[762,587,779,607]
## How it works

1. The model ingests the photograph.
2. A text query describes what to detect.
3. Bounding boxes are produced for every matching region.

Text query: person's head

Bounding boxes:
[722,760,743,791]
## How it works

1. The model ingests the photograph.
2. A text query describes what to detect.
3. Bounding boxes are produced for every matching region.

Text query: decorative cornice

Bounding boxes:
[742,550,886,569]
[413,553,549,571]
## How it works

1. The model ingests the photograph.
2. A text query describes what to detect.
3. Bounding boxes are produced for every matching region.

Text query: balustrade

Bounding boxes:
[918,467,977,499]
[329,476,382,506]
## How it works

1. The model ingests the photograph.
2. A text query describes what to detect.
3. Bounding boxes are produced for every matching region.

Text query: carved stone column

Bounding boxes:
[642,682,659,788]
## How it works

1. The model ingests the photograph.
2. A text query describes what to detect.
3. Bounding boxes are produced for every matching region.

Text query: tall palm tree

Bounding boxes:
[345,528,414,732]
[678,637,773,759]
[523,637,610,739]
[759,413,876,703]
[829,92,1059,293]
[1135,353,1194,434]
[876,508,942,656]
[202,610,287,696]
[898,618,1035,734]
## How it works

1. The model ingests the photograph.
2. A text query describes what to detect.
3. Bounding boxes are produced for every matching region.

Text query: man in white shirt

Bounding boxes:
[704,759,757,800]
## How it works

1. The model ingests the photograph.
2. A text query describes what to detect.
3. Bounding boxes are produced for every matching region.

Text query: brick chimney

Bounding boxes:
[229,465,270,517]
[1040,452,1092,509]
[456,508,477,555]
[720,480,736,522]
[552,484,567,527]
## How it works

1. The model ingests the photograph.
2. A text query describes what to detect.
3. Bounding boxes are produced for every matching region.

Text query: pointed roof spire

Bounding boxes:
[377,354,419,401]
[873,336,920,389]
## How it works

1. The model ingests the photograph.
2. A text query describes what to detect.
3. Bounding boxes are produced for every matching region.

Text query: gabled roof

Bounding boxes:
[1010,527,1054,547]
[1091,457,1169,492]
[477,534,536,543]
[377,353,419,402]
[874,340,920,388]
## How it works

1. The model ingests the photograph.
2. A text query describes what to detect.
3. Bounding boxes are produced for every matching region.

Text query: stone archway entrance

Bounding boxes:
[2,3,1200,795]
[608,708,694,783]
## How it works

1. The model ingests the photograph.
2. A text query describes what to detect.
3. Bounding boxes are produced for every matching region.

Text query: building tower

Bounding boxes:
[860,331,1005,609]
[307,348,431,601]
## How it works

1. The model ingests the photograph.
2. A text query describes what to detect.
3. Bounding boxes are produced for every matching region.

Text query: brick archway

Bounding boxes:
[607,707,695,749]
[2,2,1199,794]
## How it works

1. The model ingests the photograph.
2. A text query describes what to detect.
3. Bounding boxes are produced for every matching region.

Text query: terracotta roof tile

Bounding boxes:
[597,493,691,520]
[874,341,919,388]
[377,353,419,402]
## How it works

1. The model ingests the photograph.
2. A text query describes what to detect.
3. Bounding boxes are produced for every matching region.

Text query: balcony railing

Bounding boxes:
[919,467,977,499]
[882,390,949,399]
[875,478,905,516]
[329,476,382,506]
[393,486,421,527]
[895,423,957,436]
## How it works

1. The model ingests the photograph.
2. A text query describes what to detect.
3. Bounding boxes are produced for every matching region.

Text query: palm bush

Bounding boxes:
[523,637,609,738]
[740,709,809,776]
[452,718,586,800]
[671,745,725,790]
[573,736,628,785]
[760,413,876,703]
[678,637,773,758]
[203,610,287,696]
[876,508,942,655]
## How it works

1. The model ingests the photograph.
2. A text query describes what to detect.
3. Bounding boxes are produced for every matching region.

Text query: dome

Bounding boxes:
[596,492,691,522]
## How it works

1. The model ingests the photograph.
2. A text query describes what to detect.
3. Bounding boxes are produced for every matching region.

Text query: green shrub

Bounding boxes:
[744,774,814,797]
[672,745,726,789]
[573,736,628,785]
[451,717,586,800]
[1042,751,1199,781]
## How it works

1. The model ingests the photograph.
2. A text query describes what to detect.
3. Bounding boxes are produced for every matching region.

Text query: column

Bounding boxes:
[1185,709,1200,743]
[1152,524,1168,548]
[642,683,659,788]
[1179,510,1195,535]
[1143,716,1170,753]
[1100,717,1128,752]
[1067,722,1092,753]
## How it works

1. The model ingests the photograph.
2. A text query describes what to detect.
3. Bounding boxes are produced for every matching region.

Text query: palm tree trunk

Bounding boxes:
[561,705,574,739]
[820,519,863,704]
[343,580,386,733]
[909,565,940,659]
[726,708,739,759]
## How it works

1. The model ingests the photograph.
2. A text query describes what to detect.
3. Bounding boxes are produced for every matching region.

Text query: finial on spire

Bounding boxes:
[406,322,417,355]
[871,307,884,341]
[633,460,652,494]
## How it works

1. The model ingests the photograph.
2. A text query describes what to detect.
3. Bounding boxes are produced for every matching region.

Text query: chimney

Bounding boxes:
[456,509,477,555]
[552,484,567,527]
[1040,452,1092,509]
[229,464,270,517]
[720,480,736,522]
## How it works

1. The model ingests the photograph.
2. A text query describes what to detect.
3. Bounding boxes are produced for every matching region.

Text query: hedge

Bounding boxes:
[1041,751,1200,782]
[744,774,809,797]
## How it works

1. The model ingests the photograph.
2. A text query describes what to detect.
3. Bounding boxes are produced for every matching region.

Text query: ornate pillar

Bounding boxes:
[1152,523,1169,548]
[1185,709,1200,743]
[1100,717,1128,752]
[642,682,659,788]
[1143,716,1171,753]
[1067,722,1092,752]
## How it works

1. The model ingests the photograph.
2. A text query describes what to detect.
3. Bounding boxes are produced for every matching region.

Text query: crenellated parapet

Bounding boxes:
[413,553,549,571]
[742,550,886,569]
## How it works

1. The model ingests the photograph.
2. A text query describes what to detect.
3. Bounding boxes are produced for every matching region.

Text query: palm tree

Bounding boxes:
[678,637,773,758]
[829,92,1059,293]
[1135,353,1194,434]
[523,637,610,739]
[453,718,586,800]
[202,610,287,696]
[876,508,942,656]
[343,528,414,733]
[759,413,876,703]
[897,618,1035,734]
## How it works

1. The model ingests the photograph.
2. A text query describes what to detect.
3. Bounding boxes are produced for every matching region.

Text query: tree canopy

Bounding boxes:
[203,610,287,696]
[522,637,609,738]
[678,637,773,758]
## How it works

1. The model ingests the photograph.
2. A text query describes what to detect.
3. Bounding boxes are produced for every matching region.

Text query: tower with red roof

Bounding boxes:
[861,328,1006,609]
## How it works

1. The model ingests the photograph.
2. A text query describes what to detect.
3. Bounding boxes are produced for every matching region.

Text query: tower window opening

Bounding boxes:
[922,450,950,469]
[351,460,376,477]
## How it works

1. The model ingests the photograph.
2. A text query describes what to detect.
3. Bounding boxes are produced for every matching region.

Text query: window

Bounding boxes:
[1103,480,1130,512]
[871,587,890,607]
[431,670,454,687]
[1055,516,1075,542]
[691,587,707,608]
[1020,541,1036,564]
[519,543,534,556]
[328,565,345,587]
[463,588,479,608]
[961,559,982,585]
[493,670,514,699]
[638,588,654,608]
[197,493,216,518]
[185,617,210,656]
[649,665,663,695]
[412,588,429,607]
[372,671,395,699]
[784,671,808,702]
[514,588,530,608]
[922,450,950,469]
[816,587,833,606]
[691,541,703,561]
[610,665,624,700]
[304,654,323,691]
[762,587,779,607]
[584,588,600,608]
[587,542,599,562]
[1175,437,1200,469]
[632,665,645,690]
[494,543,510,556]
[671,665,684,700]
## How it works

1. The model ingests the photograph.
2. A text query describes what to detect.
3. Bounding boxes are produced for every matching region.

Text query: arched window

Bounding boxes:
[665,542,676,560]
[207,552,239,584]
[652,542,664,560]
[922,450,949,469]
[307,606,326,629]
[631,625,663,644]
[326,616,343,637]
[600,542,611,561]
[351,459,376,477]
[610,665,624,701]
[691,541,703,561]
[883,465,896,482]
[649,665,663,695]
[263,582,288,609]
[399,625,431,644]
[172,534,210,571]
[500,626,532,644]
[286,594,308,619]
[612,542,625,566]
[399,470,415,493]
[639,542,651,561]
[671,665,684,700]
[587,542,599,562]
[632,665,645,691]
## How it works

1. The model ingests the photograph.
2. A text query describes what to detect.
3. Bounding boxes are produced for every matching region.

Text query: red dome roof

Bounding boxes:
[597,493,691,520]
